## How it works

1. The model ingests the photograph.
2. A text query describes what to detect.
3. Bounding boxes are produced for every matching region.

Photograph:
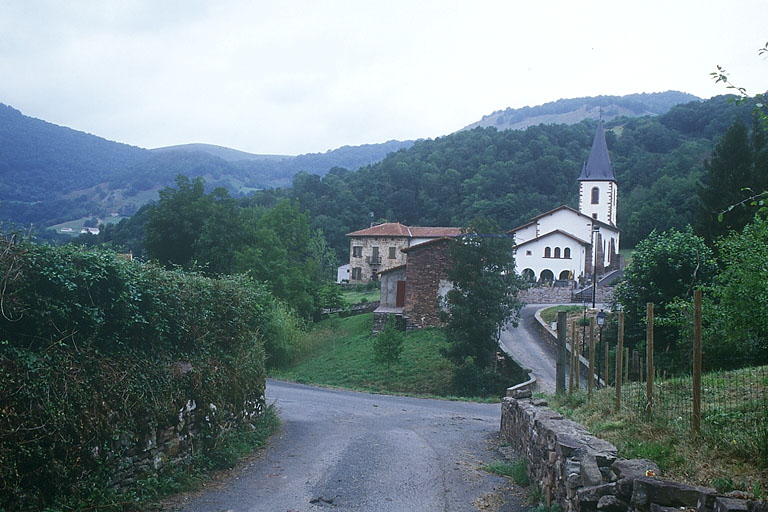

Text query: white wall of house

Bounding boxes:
[337,264,350,283]
[579,181,618,226]
[515,232,587,282]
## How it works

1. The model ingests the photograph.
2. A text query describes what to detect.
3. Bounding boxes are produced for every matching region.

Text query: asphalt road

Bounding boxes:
[171,380,524,512]
[499,304,563,393]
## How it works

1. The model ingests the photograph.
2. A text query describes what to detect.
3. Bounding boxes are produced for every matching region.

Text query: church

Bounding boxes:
[509,121,621,284]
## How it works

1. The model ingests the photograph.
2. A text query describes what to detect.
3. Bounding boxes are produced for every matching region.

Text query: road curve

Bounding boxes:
[172,380,524,512]
[499,304,562,393]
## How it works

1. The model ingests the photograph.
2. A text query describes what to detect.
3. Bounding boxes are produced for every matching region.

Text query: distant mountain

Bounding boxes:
[0,103,412,229]
[152,143,291,162]
[463,91,700,131]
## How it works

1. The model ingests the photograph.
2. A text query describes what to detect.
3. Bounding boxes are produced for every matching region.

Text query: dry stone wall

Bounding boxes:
[500,395,766,512]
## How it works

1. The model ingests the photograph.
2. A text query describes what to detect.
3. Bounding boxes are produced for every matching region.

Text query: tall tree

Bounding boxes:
[696,120,759,242]
[441,219,524,369]
[143,175,213,267]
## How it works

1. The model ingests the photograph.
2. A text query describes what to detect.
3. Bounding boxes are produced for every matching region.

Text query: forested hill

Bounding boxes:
[464,91,700,131]
[252,94,753,256]
[0,103,412,228]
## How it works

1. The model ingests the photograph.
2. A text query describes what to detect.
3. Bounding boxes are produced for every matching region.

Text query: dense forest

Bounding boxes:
[243,94,754,256]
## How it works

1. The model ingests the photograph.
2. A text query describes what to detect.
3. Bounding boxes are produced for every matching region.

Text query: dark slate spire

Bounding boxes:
[578,121,616,182]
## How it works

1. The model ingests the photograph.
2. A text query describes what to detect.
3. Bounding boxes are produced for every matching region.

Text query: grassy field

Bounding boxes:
[341,288,380,306]
[548,373,768,495]
[272,314,458,397]
[49,215,127,235]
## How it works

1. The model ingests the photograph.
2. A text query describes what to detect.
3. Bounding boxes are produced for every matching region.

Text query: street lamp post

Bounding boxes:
[596,310,606,388]
[591,224,600,309]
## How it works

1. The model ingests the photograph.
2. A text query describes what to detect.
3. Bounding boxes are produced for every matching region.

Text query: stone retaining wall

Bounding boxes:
[500,395,766,512]
[518,286,614,305]
[109,395,264,489]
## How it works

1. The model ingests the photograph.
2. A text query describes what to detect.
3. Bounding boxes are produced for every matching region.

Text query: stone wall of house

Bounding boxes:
[109,395,264,489]
[348,235,409,283]
[403,240,451,330]
[500,395,765,512]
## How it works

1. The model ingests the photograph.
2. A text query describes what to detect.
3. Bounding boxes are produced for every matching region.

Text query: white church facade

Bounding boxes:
[510,121,621,284]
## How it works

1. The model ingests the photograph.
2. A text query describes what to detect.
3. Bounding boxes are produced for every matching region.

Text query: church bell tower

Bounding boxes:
[578,120,618,226]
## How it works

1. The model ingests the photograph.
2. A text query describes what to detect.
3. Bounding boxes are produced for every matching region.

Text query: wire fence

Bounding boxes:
[566,299,768,458]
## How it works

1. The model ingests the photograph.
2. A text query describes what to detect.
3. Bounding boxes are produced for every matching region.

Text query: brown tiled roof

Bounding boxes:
[409,226,463,237]
[346,222,410,237]
[346,223,461,238]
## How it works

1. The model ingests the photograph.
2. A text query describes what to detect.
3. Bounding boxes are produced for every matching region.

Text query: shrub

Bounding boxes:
[0,240,277,510]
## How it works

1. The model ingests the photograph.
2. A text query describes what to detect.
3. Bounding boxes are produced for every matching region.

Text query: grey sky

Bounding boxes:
[0,1,765,155]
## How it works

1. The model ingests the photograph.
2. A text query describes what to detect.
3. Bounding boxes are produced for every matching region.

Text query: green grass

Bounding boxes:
[548,371,768,493]
[540,305,585,324]
[342,288,380,306]
[483,459,530,486]
[273,314,456,396]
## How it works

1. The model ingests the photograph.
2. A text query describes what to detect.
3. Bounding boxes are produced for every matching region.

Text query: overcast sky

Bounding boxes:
[0,1,765,155]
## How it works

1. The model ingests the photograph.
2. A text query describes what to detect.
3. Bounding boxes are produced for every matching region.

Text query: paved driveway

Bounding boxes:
[170,380,524,512]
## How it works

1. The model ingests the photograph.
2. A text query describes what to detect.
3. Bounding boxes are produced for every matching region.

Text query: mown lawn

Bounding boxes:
[341,288,380,306]
[272,314,457,397]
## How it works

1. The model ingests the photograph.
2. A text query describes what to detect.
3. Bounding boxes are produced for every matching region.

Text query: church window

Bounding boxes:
[564,248,571,259]
[554,247,561,258]
[525,250,532,256]
[544,247,551,258]
[591,187,599,204]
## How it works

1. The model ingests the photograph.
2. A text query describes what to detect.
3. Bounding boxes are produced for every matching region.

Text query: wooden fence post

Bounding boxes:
[556,311,567,395]
[692,290,702,435]
[616,311,624,411]
[646,302,654,414]
[624,347,629,384]
[569,321,576,394]
[589,317,596,398]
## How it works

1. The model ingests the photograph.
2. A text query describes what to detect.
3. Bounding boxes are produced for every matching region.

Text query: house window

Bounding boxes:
[352,267,362,280]
[352,246,362,257]
[544,247,551,258]
[591,187,599,204]
[564,248,571,259]
[389,246,397,259]
[554,247,561,258]
[592,213,598,219]
[525,250,532,256]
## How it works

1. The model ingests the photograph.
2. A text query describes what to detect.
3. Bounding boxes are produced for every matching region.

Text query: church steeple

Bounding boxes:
[578,120,618,226]
[578,120,617,182]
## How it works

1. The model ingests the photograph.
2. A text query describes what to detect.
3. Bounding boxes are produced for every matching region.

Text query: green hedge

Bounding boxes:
[0,240,271,509]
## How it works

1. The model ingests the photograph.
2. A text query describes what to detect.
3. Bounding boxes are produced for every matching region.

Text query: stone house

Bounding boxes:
[373,237,454,332]
[346,222,461,283]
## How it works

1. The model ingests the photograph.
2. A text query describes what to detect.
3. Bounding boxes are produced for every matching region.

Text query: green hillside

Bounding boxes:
[251,94,754,255]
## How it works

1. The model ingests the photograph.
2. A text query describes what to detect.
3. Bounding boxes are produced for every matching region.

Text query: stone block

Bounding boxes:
[597,495,628,512]
[580,452,603,487]
[715,498,749,512]
[611,458,661,480]
[650,504,679,512]
[631,476,716,511]
[577,483,616,505]
[747,501,768,512]
[615,478,634,501]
